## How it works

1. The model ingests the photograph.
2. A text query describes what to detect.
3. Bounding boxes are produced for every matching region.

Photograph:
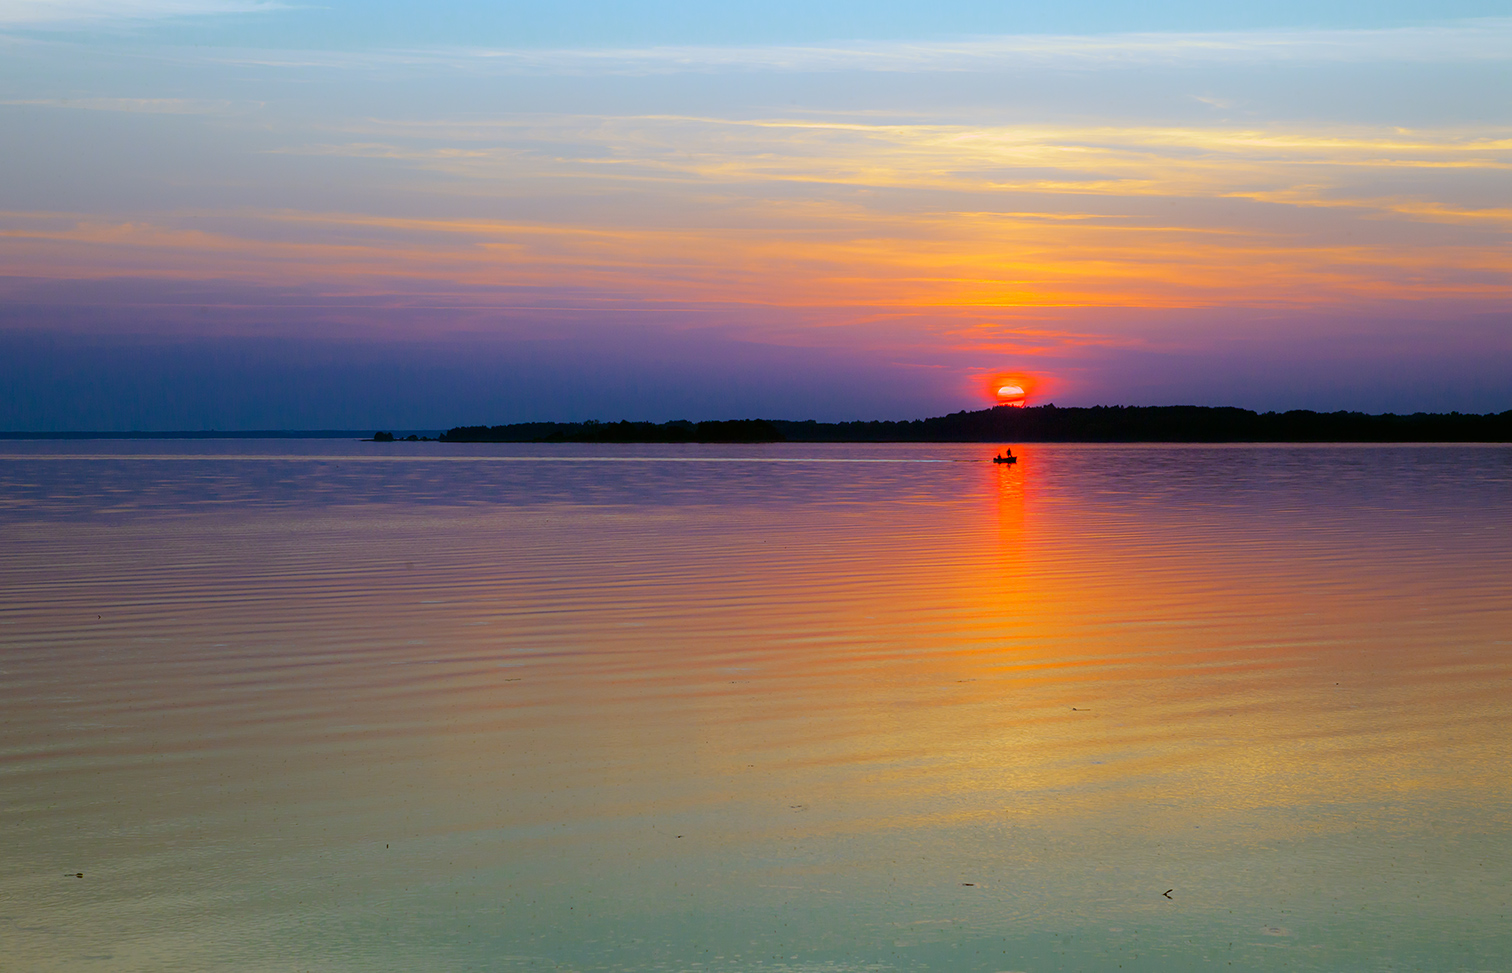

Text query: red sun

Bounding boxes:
[984,374,1036,407]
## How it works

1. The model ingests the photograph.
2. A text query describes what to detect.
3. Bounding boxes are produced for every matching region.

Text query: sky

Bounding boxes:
[2,0,1510,428]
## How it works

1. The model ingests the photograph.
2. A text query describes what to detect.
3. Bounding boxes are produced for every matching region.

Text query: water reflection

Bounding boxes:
[1,442,1509,972]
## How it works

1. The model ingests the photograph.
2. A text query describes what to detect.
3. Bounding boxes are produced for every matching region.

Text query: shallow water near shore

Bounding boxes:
[3,441,1511,972]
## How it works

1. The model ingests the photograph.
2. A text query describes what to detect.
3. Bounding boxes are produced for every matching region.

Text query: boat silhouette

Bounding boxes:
[992,449,1017,464]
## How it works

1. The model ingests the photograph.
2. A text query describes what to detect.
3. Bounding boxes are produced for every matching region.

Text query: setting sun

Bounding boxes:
[985,374,1036,407]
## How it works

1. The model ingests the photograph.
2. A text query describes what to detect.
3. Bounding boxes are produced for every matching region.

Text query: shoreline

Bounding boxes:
[438,405,1512,444]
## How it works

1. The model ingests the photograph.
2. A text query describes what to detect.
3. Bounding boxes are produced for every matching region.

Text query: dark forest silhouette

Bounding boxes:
[436,405,1512,443]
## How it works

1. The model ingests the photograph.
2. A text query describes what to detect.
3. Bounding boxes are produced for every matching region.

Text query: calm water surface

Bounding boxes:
[2,441,1510,972]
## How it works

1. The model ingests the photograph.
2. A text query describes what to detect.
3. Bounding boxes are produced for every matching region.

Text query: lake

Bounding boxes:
[2,440,1510,972]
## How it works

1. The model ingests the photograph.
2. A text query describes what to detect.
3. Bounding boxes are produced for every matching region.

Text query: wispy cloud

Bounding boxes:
[439,21,1512,75]
[293,113,1512,211]
[0,0,281,26]
[0,96,237,113]
[8,102,1510,315]
[5,180,1507,316]
[154,19,1512,74]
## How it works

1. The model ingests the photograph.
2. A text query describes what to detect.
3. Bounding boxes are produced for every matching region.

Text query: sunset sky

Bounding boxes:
[3,1,1509,428]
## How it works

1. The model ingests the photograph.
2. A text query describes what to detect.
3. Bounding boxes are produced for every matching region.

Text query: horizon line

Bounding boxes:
[7,402,1512,438]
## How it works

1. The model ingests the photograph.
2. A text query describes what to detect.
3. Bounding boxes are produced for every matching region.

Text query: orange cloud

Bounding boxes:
[4,116,1510,389]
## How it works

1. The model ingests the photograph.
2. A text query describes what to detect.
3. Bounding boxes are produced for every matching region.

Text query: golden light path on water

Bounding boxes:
[2,442,1510,972]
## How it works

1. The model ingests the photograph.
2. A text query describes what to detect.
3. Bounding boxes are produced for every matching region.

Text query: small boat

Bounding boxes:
[992,449,1017,464]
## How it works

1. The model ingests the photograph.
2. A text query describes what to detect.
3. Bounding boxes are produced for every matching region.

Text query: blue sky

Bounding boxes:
[9,0,1511,45]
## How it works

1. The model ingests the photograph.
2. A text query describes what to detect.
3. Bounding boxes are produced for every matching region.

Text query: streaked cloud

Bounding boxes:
[318,113,1512,193]
[7,102,1508,321]
[414,21,1512,75]
[0,96,237,113]
[0,0,279,25]
[126,19,1512,75]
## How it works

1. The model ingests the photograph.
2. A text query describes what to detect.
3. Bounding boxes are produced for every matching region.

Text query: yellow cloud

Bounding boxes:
[4,117,1509,326]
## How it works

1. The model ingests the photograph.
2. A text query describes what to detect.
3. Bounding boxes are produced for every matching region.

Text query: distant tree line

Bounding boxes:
[432,405,1512,444]
[368,432,434,442]
[440,419,785,443]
